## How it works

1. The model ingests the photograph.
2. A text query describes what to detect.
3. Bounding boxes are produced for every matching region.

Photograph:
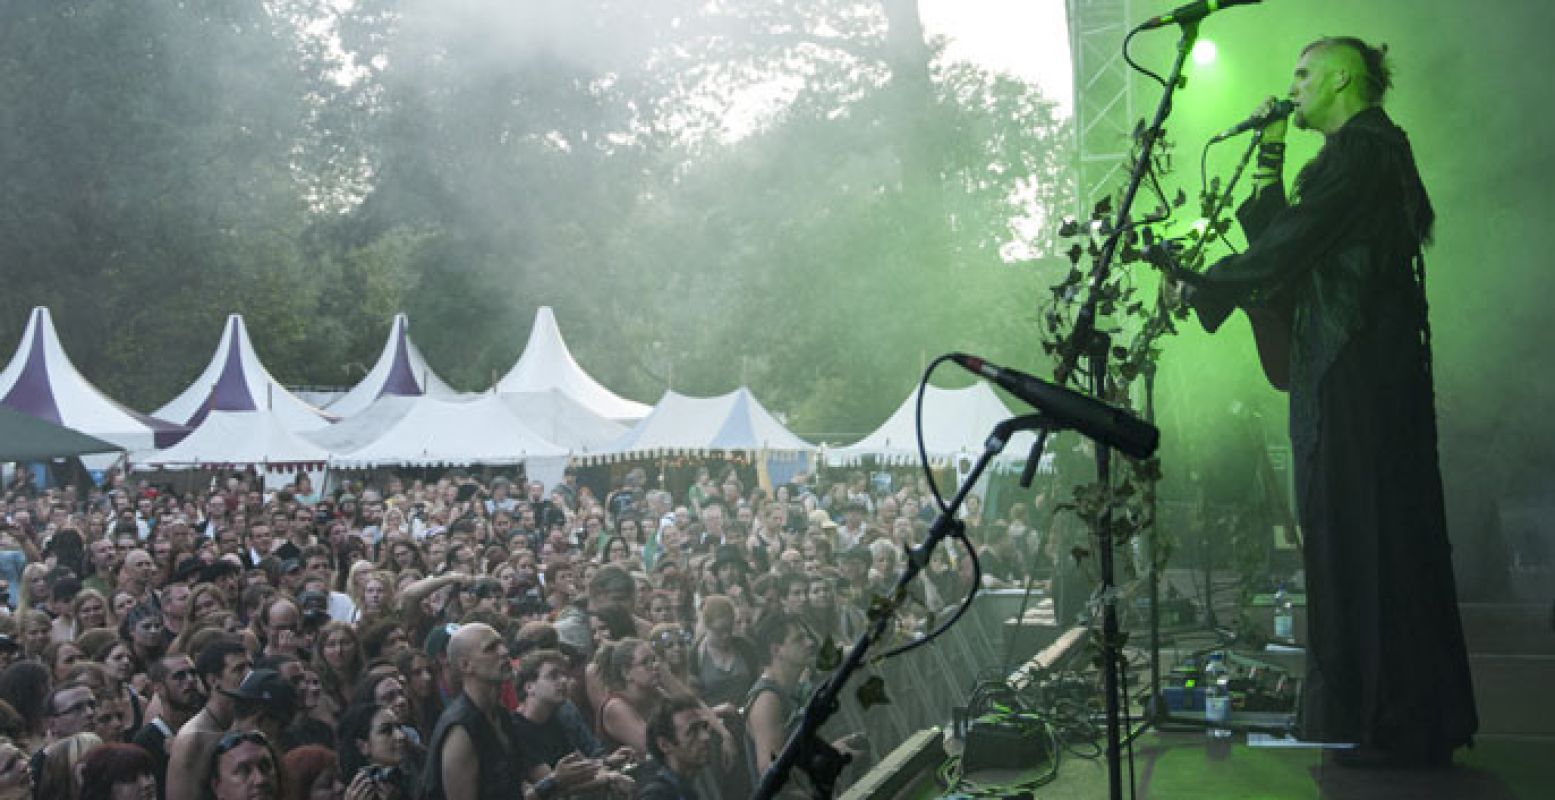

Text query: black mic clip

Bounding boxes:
[997,414,1055,491]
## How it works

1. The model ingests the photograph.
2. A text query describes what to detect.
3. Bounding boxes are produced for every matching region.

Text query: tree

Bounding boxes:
[0,0,363,407]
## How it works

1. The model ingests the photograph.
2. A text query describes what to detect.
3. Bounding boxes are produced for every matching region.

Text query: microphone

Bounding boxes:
[951,354,1160,460]
[1209,99,1295,142]
[1139,0,1263,31]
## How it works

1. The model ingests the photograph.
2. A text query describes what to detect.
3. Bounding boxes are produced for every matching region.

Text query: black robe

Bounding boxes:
[1186,107,1477,759]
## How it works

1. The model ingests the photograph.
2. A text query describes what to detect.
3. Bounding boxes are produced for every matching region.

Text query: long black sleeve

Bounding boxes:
[1186,114,1404,333]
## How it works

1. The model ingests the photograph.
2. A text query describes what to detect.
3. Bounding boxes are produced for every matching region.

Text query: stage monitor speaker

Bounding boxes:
[838,727,943,800]
[962,713,1053,775]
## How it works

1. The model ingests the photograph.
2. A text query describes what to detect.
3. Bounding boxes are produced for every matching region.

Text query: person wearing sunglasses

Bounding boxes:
[27,683,100,800]
[646,625,697,699]
[131,654,204,800]
[207,730,279,800]
[165,637,250,800]
[44,681,99,741]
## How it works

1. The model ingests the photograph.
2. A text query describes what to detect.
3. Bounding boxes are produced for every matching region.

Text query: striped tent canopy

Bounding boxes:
[326,313,461,418]
[0,307,184,452]
[154,315,336,433]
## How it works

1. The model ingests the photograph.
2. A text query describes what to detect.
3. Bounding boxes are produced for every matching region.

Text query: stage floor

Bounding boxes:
[905,731,1552,799]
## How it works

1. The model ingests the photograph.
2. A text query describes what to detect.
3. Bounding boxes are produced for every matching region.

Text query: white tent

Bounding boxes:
[326,314,459,418]
[826,381,1048,474]
[593,387,815,461]
[138,410,331,471]
[494,306,651,422]
[0,307,184,454]
[499,389,627,455]
[154,315,335,432]
[302,395,422,455]
[329,394,569,473]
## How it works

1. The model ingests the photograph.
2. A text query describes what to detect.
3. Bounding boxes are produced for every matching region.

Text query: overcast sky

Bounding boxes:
[922,0,1073,116]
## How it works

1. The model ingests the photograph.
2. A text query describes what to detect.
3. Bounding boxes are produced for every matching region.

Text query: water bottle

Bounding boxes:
[1203,652,1232,738]
[1273,581,1294,640]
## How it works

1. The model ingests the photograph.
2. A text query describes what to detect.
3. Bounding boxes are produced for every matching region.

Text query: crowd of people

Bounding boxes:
[0,462,1046,800]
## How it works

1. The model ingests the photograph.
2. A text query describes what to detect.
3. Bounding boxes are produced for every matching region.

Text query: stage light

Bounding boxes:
[1192,39,1218,66]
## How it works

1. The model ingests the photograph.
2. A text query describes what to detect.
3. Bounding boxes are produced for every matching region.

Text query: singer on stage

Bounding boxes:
[1179,37,1478,766]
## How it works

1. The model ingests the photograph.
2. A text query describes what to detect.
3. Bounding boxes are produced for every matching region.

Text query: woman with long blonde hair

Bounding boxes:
[34,732,101,798]
[350,570,396,624]
[16,564,49,616]
[71,589,111,634]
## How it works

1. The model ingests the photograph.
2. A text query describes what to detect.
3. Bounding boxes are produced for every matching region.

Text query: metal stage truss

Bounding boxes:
[1066,0,1138,215]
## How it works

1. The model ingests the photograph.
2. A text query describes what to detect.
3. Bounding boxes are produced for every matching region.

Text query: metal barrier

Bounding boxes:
[822,593,1045,762]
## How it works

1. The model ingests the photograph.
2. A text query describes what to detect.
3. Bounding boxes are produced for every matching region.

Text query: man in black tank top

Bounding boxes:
[422,623,523,800]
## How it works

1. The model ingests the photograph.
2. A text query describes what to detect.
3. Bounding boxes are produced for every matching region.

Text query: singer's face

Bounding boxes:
[1288,51,1327,131]
[1289,44,1361,134]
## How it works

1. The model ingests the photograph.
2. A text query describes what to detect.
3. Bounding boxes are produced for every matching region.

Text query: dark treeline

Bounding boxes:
[0,0,1070,437]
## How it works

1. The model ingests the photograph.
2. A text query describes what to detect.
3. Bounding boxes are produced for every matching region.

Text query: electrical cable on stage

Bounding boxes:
[870,354,983,663]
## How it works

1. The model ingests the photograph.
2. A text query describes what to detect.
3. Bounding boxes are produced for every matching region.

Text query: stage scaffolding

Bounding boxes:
[1066,0,1138,214]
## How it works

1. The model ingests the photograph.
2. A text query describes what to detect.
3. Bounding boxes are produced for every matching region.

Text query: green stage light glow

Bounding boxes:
[1192,39,1218,66]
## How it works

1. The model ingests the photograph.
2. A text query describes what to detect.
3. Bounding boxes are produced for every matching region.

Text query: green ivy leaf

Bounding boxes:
[816,636,842,671]
[866,594,893,624]
[856,675,891,709]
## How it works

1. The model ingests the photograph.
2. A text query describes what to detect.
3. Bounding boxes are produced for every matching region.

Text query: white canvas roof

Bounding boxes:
[330,393,569,469]
[499,389,627,455]
[327,314,459,418]
[0,307,184,452]
[826,381,1045,473]
[493,306,651,422]
[301,394,422,455]
[593,387,815,461]
[138,410,330,471]
[154,315,335,431]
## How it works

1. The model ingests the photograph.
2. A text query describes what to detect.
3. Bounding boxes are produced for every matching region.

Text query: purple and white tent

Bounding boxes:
[0,307,184,452]
[154,315,336,433]
[326,314,459,418]
[494,307,651,422]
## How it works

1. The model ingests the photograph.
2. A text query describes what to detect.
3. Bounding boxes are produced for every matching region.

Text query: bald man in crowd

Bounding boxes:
[422,623,525,800]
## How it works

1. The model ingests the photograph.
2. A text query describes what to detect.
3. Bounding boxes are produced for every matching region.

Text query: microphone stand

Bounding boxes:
[752,413,1054,800]
[1130,121,1300,740]
[1012,20,1201,800]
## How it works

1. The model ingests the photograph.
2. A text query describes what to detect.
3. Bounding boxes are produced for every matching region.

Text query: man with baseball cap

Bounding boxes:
[222,668,297,743]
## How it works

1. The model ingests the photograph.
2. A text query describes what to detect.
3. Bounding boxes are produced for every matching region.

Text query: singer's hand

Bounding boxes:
[1257,95,1288,142]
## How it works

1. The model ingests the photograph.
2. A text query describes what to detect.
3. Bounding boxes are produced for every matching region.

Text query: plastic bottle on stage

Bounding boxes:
[1204,652,1232,738]
[1273,581,1295,640]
